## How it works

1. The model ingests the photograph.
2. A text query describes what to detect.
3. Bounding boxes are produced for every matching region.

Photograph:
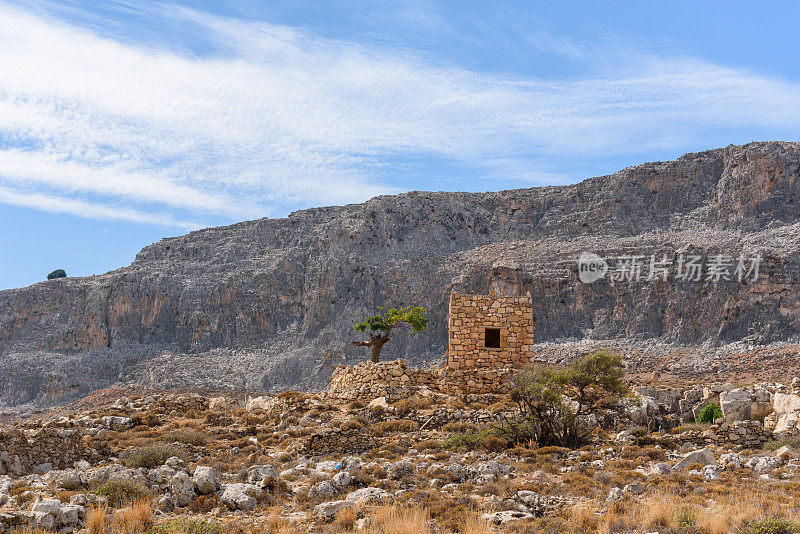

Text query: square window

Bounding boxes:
[485,328,501,348]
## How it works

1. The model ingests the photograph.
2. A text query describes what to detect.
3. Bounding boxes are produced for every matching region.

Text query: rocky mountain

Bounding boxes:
[2,141,800,411]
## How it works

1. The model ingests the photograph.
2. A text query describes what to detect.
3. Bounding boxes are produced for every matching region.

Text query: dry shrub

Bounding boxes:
[187,493,221,513]
[488,400,513,413]
[348,399,366,410]
[125,443,185,469]
[94,479,150,507]
[335,505,359,531]
[569,502,599,532]
[341,418,364,430]
[111,498,154,534]
[446,398,466,409]
[417,440,443,451]
[393,396,432,416]
[276,390,307,404]
[153,518,222,534]
[55,490,78,503]
[622,485,800,534]
[441,421,479,433]
[370,505,430,534]
[460,513,492,534]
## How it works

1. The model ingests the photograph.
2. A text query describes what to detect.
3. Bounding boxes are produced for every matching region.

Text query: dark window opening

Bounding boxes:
[485,328,501,348]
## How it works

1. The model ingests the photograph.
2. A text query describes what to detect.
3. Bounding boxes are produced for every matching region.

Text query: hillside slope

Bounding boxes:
[2,141,800,409]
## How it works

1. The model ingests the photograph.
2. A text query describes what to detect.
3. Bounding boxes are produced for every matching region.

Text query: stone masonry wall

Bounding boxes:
[328,359,514,401]
[447,291,534,371]
[0,427,91,475]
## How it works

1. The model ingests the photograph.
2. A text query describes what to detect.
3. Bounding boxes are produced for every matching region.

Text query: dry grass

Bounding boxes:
[617,485,800,534]
[85,507,109,534]
[334,505,359,531]
[369,505,430,534]
[460,513,492,534]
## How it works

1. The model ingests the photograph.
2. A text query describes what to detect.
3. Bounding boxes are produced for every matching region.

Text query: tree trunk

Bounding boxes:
[371,337,389,362]
[353,333,390,362]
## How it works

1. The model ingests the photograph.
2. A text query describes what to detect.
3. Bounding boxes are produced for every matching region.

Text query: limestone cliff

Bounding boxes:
[2,141,800,409]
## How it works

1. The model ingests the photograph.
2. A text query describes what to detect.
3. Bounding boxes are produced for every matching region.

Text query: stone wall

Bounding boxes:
[447,291,533,371]
[0,427,90,475]
[300,428,379,455]
[659,420,775,449]
[328,359,514,401]
[329,360,442,401]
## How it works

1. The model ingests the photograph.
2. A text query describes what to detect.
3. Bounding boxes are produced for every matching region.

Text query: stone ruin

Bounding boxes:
[330,290,535,400]
[446,290,534,371]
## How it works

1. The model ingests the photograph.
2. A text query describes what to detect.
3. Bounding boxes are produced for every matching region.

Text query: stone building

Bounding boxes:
[446,290,534,371]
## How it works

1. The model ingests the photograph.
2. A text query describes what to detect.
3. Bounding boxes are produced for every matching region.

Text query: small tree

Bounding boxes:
[352,306,427,363]
[501,351,627,448]
[696,403,722,424]
[47,269,66,280]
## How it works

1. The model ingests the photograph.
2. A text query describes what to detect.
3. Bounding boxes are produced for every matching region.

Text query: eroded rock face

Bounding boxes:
[3,142,800,409]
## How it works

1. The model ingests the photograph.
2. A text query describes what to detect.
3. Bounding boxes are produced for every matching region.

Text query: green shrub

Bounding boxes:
[696,403,723,424]
[502,351,626,448]
[163,429,209,446]
[125,443,185,468]
[93,480,149,507]
[153,518,222,534]
[443,429,494,451]
[739,517,798,534]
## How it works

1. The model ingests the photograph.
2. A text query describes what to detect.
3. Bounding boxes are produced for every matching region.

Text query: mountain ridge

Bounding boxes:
[1,141,800,411]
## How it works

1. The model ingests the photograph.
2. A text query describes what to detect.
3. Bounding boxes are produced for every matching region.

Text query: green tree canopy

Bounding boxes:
[47,269,66,280]
[352,305,427,362]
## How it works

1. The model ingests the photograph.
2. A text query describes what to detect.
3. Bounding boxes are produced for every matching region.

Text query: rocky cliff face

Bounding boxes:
[2,141,800,410]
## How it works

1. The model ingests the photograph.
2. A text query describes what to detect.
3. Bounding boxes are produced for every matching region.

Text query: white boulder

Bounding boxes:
[193,466,220,495]
[673,448,717,471]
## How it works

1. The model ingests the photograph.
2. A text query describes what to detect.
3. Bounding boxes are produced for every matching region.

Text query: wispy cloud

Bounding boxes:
[1,2,800,228]
[0,185,201,229]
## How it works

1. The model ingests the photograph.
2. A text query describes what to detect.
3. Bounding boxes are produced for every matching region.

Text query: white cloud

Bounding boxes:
[0,3,800,227]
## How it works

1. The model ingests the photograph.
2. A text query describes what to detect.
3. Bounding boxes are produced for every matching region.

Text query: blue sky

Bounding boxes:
[1,1,800,290]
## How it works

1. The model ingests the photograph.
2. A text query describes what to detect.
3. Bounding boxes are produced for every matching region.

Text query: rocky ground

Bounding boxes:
[5,359,800,533]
